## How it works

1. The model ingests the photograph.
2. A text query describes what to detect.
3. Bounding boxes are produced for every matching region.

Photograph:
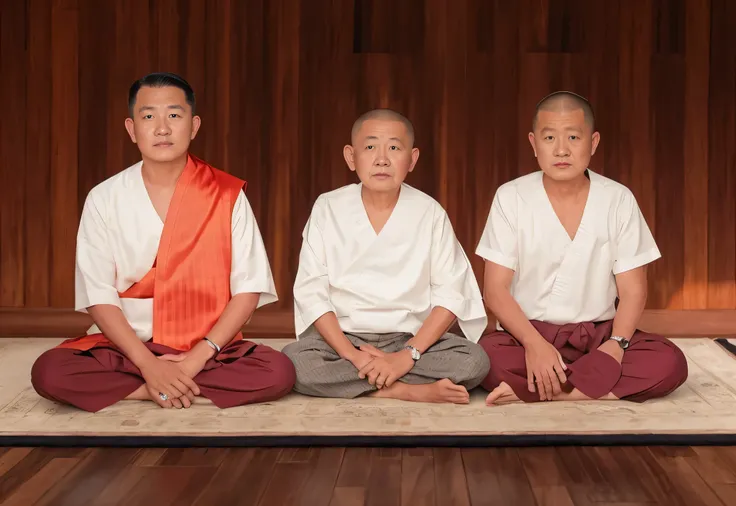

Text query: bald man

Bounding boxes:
[282,109,490,404]
[476,91,688,405]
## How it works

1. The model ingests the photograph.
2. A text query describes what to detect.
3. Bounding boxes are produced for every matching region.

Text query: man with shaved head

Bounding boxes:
[282,108,490,404]
[475,91,688,406]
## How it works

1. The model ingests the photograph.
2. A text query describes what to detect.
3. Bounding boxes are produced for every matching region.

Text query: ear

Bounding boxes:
[343,144,356,172]
[124,117,137,144]
[407,147,420,173]
[591,131,601,156]
[190,115,202,140]
[527,132,537,157]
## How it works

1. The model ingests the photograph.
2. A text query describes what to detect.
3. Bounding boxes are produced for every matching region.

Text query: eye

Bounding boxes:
[545,136,554,141]
[366,145,374,150]
[143,114,153,120]
[390,145,399,150]
[569,135,579,140]
[169,113,180,118]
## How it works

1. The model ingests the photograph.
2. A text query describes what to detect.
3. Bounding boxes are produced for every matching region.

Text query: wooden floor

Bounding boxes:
[0,445,735,505]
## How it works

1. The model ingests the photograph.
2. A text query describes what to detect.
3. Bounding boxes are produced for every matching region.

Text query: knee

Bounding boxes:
[657,343,689,389]
[456,343,491,388]
[30,350,67,398]
[468,344,491,378]
[478,334,511,369]
[267,350,297,394]
[280,342,315,380]
[281,341,301,363]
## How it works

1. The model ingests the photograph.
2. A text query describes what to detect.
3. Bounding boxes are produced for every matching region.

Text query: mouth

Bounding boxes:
[154,142,173,147]
[553,162,571,168]
[373,173,391,179]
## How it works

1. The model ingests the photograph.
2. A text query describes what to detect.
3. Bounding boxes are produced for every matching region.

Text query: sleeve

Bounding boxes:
[612,189,662,275]
[293,199,336,337]
[230,190,278,307]
[474,186,519,270]
[429,208,488,343]
[74,193,122,312]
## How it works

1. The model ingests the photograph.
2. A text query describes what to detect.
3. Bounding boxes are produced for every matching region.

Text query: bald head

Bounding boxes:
[532,91,595,132]
[351,108,415,146]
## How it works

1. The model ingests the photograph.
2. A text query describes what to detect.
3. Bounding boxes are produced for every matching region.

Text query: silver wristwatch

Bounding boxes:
[404,345,421,361]
[608,335,630,350]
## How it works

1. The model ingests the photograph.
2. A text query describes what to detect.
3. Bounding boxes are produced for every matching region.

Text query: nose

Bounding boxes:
[554,138,570,157]
[155,118,171,136]
[374,147,390,166]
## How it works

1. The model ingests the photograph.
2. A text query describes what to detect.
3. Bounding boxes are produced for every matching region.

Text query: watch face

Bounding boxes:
[614,337,629,349]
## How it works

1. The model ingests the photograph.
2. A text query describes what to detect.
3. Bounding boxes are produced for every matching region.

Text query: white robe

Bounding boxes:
[75,161,278,340]
[293,183,488,343]
[476,169,661,328]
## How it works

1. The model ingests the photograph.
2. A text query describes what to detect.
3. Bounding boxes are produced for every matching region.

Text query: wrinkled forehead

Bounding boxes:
[353,119,411,143]
[534,108,589,132]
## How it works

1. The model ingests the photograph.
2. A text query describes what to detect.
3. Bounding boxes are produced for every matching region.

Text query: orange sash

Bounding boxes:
[57,155,246,352]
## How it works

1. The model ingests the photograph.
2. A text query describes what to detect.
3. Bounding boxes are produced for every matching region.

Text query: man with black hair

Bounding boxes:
[31,72,295,412]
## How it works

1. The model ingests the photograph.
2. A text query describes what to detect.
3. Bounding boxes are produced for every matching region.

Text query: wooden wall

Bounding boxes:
[1,0,735,326]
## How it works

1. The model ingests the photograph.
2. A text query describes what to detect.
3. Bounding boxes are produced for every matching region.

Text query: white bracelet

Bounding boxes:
[203,337,221,353]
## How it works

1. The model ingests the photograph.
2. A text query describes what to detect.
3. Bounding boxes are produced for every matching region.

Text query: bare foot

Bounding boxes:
[369,378,470,404]
[485,382,521,406]
[552,389,618,401]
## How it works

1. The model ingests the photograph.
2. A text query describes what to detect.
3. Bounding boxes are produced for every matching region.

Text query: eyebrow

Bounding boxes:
[363,136,404,143]
[138,105,186,112]
[540,126,583,133]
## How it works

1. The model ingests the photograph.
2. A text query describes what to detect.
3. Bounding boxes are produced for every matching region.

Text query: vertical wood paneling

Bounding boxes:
[682,0,710,309]
[651,54,685,309]
[0,0,27,307]
[155,0,179,72]
[708,0,736,309]
[24,0,51,308]
[78,0,113,209]
[267,0,300,310]
[619,0,658,308]
[49,0,78,307]
[0,0,734,314]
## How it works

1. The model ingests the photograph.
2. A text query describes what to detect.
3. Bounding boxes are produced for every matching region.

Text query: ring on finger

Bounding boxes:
[159,392,169,401]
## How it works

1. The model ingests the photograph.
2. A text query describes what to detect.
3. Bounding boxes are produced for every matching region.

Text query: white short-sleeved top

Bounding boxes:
[75,161,278,339]
[476,169,660,326]
[293,183,488,342]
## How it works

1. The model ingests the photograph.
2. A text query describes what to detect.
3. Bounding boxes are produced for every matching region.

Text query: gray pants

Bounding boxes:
[281,328,491,398]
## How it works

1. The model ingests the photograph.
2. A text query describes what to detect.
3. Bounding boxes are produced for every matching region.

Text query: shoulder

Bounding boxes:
[203,161,245,197]
[314,183,357,204]
[402,183,442,208]
[588,170,639,209]
[304,184,359,228]
[398,184,451,225]
[84,161,141,212]
[311,183,361,214]
[490,171,541,211]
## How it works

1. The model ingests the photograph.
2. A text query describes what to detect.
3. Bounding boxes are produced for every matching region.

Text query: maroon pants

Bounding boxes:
[479,320,688,402]
[31,340,296,412]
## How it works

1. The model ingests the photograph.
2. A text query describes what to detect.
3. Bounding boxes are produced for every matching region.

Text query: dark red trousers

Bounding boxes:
[31,340,296,412]
[479,320,688,402]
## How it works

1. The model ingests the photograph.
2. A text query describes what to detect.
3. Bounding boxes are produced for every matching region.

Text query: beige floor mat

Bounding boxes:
[0,338,734,440]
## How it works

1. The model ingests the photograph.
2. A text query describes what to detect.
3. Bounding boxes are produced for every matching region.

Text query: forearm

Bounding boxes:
[205,292,260,349]
[486,289,545,348]
[313,311,358,360]
[87,304,157,368]
[611,291,646,340]
[405,306,456,353]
